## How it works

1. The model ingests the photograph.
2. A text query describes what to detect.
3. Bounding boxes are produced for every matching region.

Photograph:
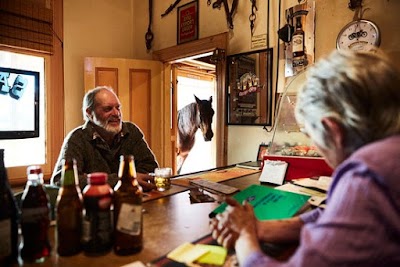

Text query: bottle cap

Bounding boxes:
[27,165,42,175]
[87,172,108,184]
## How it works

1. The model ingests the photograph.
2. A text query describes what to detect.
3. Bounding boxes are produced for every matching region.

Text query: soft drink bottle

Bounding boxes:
[82,172,113,255]
[20,165,51,263]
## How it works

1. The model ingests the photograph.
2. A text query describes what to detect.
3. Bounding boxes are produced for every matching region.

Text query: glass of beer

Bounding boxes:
[154,167,172,191]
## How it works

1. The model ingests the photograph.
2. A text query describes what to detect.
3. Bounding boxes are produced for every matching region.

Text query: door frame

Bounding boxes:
[153,32,228,170]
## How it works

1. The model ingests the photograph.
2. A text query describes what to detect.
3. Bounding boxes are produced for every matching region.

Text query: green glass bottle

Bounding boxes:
[55,158,84,256]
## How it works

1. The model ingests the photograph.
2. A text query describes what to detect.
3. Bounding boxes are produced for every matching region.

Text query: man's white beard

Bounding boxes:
[104,123,122,135]
[93,116,122,135]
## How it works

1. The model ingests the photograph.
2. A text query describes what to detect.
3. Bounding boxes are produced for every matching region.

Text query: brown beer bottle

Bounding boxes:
[0,149,20,266]
[20,166,51,263]
[113,155,143,255]
[82,172,113,255]
[55,158,83,256]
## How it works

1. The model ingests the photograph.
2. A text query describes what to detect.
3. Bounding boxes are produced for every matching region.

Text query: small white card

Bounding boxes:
[120,261,147,267]
[259,160,288,185]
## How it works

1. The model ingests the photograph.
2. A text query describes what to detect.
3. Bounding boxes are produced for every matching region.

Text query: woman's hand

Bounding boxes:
[210,217,239,249]
[210,197,258,248]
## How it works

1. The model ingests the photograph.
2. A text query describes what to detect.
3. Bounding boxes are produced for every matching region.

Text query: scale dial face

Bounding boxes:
[336,19,381,52]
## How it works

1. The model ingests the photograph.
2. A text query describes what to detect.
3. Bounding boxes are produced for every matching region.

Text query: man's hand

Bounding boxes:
[136,173,157,192]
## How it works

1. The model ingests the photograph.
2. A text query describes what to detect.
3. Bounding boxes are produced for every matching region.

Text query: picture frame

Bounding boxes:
[226,48,274,126]
[177,0,199,45]
[257,144,269,161]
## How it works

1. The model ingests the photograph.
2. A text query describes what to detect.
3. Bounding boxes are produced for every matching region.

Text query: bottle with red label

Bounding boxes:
[20,165,51,263]
[82,172,113,255]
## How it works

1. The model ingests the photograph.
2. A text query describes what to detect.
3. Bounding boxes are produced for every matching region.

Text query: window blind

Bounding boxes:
[0,0,53,54]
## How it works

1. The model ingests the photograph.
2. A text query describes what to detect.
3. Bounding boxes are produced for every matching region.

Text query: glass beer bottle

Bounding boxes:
[0,149,20,266]
[292,16,305,58]
[113,155,143,255]
[20,166,51,263]
[55,158,83,256]
[82,172,113,255]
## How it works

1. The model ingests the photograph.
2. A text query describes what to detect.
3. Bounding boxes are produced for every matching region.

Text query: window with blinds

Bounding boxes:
[0,0,54,54]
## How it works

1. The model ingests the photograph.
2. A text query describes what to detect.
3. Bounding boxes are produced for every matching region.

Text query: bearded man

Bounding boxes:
[51,86,158,191]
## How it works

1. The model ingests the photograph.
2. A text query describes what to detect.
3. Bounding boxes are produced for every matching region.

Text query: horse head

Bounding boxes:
[195,95,214,141]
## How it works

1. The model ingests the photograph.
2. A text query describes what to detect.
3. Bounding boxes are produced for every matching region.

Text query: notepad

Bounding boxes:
[167,242,227,265]
[167,242,209,264]
[259,160,288,185]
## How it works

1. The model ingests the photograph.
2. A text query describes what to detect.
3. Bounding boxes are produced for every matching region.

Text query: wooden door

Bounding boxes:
[170,64,178,173]
[84,57,169,167]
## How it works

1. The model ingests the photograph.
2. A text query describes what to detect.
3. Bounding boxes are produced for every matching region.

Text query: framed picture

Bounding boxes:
[227,48,274,126]
[257,144,269,161]
[177,0,199,45]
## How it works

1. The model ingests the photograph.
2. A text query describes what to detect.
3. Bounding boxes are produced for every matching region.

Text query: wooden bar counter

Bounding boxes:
[15,169,262,267]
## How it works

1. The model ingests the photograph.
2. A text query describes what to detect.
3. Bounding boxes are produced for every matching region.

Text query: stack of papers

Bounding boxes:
[275,176,332,208]
[291,176,332,192]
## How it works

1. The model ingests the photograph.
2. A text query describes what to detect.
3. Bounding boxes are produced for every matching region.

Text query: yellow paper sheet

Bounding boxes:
[195,244,227,265]
[167,242,209,264]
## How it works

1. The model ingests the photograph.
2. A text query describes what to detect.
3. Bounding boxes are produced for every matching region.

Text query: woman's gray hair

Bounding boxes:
[82,86,115,121]
[295,50,400,156]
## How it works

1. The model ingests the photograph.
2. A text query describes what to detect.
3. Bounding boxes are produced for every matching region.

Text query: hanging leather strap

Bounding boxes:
[161,0,182,17]
[145,0,154,50]
[229,0,238,29]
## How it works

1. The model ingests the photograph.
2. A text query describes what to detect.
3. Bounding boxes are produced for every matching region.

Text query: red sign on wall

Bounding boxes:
[177,0,199,45]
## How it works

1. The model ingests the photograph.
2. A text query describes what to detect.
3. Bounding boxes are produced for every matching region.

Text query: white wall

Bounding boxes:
[63,0,136,132]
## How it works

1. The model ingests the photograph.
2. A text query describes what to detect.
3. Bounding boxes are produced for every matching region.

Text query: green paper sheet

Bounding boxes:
[209,184,310,220]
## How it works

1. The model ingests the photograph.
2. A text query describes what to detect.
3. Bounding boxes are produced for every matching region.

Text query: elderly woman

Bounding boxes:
[210,50,400,266]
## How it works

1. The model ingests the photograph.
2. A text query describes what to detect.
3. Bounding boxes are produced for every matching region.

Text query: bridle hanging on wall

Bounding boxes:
[209,0,238,29]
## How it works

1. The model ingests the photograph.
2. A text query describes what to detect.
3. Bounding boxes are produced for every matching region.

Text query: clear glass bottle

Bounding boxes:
[113,155,143,255]
[0,149,20,266]
[55,158,83,256]
[292,16,305,58]
[20,165,51,263]
[82,172,113,255]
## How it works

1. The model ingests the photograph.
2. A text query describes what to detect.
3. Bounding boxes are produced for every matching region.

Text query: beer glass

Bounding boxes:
[154,168,172,191]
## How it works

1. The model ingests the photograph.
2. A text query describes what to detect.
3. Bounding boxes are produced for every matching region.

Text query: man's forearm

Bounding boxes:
[256,216,304,243]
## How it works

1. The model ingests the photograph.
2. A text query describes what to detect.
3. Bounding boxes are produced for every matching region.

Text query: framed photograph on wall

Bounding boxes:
[177,0,199,45]
[257,144,269,161]
[226,48,274,126]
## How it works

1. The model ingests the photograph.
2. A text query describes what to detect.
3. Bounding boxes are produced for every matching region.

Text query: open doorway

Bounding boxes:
[172,54,217,174]
[152,32,228,172]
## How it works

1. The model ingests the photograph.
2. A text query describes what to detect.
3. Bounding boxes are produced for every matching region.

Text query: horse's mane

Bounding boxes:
[177,102,199,139]
[176,96,214,174]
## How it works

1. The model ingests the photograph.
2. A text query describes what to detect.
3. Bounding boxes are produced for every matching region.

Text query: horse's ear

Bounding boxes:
[209,96,212,103]
[194,95,201,104]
